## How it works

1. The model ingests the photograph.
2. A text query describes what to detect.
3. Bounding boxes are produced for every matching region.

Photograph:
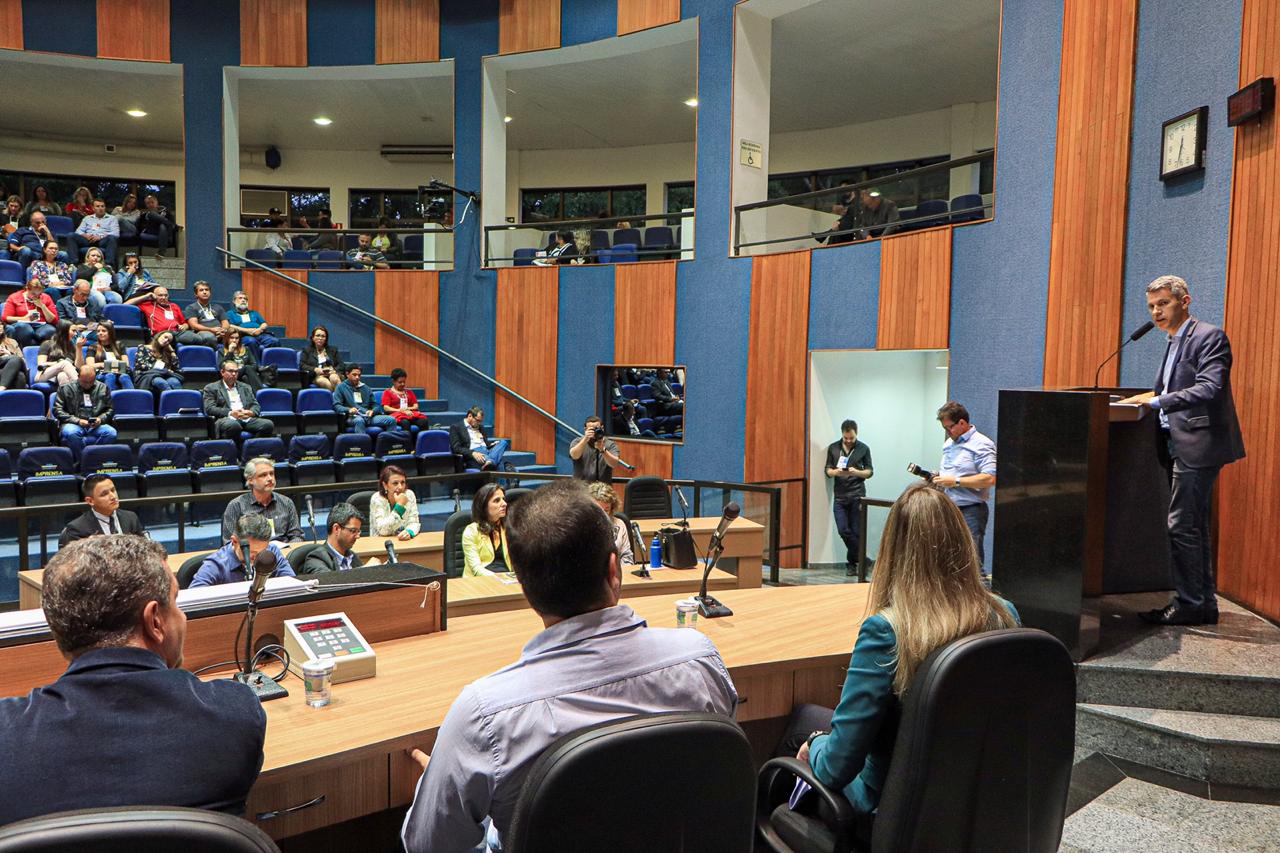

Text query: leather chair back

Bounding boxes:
[347,490,374,522]
[0,806,280,852]
[287,542,324,574]
[442,510,472,578]
[506,713,755,853]
[622,476,670,520]
[176,553,211,589]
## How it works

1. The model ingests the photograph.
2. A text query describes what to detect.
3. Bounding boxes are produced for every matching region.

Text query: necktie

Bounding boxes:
[109,514,120,534]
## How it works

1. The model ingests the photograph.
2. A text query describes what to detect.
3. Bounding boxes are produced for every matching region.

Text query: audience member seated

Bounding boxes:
[773,482,1018,837]
[618,400,658,438]
[300,502,379,574]
[182,280,229,347]
[129,285,189,339]
[300,324,343,391]
[26,239,75,292]
[333,364,397,434]
[56,279,104,333]
[64,186,94,224]
[80,320,134,390]
[0,535,266,824]
[112,193,141,239]
[116,252,156,302]
[222,456,304,543]
[346,232,390,270]
[651,367,684,413]
[70,198,120,266]
[4,278,59,347]
[609,368,647,418]
[373,217,401,260]
[260,207,293,256]
[449,406,509,471]
[382,367,431,430]
[203,360,274,440]
[306,208,339,250]
[133,330,184,393]
[227,291,279,356]
[36,320,80,387]
[54,365,117,459]
[462,483,512,577]
[6,212,62,269]
[369,464,421,540]
[0,324,28,390]
[400,480,738,852]
[190,513,295,587]
[74,246,120,310]
[21,184,59,222]
[219,329,266,391]
[3,195,23,236]
[588,480,633,565]
[533,229,579,266]
[57,474,145,548]
[140,194,176,258]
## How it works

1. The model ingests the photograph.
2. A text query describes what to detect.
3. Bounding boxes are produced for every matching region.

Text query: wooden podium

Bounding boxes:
[995,388,1171,660]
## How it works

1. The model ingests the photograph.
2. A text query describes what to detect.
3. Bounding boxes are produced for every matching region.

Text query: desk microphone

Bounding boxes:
[674,486,690,526]
[384,539,399,565]
[697,502,740,618]
[1092,320,1155,389]
[248,548,275,605]
[452,489,461,513]
[235,548,288,702]
[240,539,254,582]
[305,493,317,541]
[629,520,650,578]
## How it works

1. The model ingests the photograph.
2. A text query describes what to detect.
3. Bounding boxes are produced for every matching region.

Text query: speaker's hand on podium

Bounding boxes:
[1117,391,1156,405]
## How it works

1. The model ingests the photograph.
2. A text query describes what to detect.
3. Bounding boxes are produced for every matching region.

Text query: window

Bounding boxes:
[519,186,647,224]
[767,155,950,211]
[239,185,330,227]
[665,181,694,226]
[1,170,177,213]
[348,188,448,228]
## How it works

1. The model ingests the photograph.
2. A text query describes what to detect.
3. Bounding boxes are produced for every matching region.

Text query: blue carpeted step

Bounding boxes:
[502,451,536,468]
[427,410,466,425]
[418,399,449,412]
[516,464,557,476]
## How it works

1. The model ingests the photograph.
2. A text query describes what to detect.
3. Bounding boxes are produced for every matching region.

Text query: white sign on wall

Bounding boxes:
[739,139,763,169]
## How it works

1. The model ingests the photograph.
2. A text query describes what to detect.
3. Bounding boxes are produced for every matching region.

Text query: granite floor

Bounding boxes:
[770,564,867,586]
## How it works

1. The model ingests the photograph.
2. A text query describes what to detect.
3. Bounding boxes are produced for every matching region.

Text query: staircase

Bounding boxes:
[145,254,186,293]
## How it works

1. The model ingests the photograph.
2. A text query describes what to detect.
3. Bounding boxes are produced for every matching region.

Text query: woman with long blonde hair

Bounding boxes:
[782,482,1018,824]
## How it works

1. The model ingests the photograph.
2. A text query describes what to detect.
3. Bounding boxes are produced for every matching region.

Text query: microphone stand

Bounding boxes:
[696,535,733,618]
[232,547,288,702]
[674,486,690,529]
[306,495,318,542]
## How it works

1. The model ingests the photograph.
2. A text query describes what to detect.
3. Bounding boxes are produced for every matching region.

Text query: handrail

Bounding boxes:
[217,246,582,440]
[483,210,691,266]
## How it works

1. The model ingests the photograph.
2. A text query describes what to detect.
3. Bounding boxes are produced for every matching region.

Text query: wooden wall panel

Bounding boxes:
[242,269,309,339]
[374,271,439,397]
[1042,0,1139,387]
[876,228,952,350]
[498,0,559,55]
[618,0,680,36]
[745,252,811,567]
[614,261,676,363]
[97,0,170,61]
[495,267,559,463]
[376,0,439,64]
[1219,0,1280,622]
[0,0,23,49]
[241,0,307,67]
[613,439,673,480]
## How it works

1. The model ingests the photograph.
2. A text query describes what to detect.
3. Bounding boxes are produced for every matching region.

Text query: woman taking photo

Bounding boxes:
[0,325,29,391]
[80,320,133,390]
[35,320,78,387]
[219,329,266,391]
[74,246,118,310]
[26,241,74,294]
[461,483,511,576]
[369,465,421,541]
[133,330,183,394]
[587,480,634,565]
[780,482,1019,831]
[115,253,156,302]
[299,325,343,391]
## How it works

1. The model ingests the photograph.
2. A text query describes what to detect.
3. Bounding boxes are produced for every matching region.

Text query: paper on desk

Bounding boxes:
[177,576,318,610]
[0,607,48,640]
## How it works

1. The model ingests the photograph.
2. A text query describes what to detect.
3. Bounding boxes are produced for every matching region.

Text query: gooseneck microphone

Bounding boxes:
[235,547,288,702]
[452,489,461,513]
[1092,320,1156,390]
[384,539,399,565]
[305,493,317,542]
[697,502,740,618]
[674,486,690,526]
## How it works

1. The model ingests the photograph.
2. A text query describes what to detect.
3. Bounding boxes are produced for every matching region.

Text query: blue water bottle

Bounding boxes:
[649,533,662,569]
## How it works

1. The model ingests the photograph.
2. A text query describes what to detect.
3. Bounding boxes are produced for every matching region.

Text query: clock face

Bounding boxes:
[1162,114,1201,175]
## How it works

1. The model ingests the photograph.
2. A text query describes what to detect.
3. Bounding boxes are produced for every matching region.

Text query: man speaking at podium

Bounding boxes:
[1125,276,1245,626]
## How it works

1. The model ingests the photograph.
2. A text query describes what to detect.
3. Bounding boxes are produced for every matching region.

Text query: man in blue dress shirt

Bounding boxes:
[932,401,998,572]
[401,480,738,853]
[0,535,265,824]
[190,513,295,587]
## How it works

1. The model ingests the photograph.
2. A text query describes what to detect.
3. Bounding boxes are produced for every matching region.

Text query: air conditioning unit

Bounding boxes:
[241,188,289,217]
[379,144,453,162]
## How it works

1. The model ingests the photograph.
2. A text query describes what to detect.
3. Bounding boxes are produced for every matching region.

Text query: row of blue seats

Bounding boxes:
[896,194,989,230]
[0,430,458,507]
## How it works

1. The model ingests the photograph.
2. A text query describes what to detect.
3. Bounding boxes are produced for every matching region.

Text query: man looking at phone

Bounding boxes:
[570,415,621,483]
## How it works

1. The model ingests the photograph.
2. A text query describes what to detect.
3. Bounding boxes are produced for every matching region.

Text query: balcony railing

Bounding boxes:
[484,210,693,267]
[224,226,454,271]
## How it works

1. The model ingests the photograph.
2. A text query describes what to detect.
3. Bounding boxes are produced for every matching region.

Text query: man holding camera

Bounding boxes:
[932,401,997,574]
[571,415,621,483]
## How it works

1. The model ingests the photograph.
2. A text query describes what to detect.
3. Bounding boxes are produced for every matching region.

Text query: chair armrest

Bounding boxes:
[757,757,859,841]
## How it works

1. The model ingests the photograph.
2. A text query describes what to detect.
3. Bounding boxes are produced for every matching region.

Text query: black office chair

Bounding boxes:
[503,486,533,506]
[348,490,374,525]
[286,542,324,574]
[0,805,280,852]
[442,510,472,578]
[505,712,756,853]
[756,628,1075,853]
[176,553,212,589]
[622,476,671,520]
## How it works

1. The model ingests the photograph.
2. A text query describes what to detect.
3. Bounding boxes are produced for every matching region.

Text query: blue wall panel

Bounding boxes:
[1118,0,1242,386]
[808,241,880,350]
[561,0,616,47]
[308,0,376,66]
[306,271,377,368]
[23,0,95,55]
[556,265,616,470]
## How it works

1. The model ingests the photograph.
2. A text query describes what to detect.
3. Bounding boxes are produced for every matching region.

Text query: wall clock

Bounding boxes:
[1160,106,1207,181]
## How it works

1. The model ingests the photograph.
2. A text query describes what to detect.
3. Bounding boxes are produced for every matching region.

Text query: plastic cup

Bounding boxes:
[302,659,336,708]
[676,598,700,628]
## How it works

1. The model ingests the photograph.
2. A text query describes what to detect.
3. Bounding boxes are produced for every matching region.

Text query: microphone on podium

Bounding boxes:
[384,539,399,565]
[1092,320,1155,390]
[452,489,462,513]
[697,502,740,618]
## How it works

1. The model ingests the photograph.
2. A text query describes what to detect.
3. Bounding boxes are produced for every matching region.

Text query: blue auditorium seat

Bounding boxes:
[79,444,139,499]
[103,303,147,347]
[158,389,209,443]
[596,248,614,264]
[256,388,298,443]
[177,345,219,388]
[913,199,950,229]
[261,348,301,388]
[281,250,312,270]
[20,347,54,400]
[611,243,638,263]
[291,236,308,250]
[402,234,424,262]
[0,389,52,455]
[289,434,335,486]
[0,259,23,283]
[17,447,78,506]
[414,428,453,475]
[374,430,415,471]
[589,230,611,252]
[0,448,15,507]
[333,433,377,482]
[137,441,193,496]
[315,250,344,270]
[45,216,74,239]
[513,248,537,267]
[612,228,642,248]
[190,439,244,496]
[297,388,340,434]
[950,193,986,223]
[241,436,291,484]
[244,249,277,268]
[643,226,675,258]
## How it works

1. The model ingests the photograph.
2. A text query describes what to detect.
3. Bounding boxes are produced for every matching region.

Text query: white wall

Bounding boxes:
[808,349,950,566]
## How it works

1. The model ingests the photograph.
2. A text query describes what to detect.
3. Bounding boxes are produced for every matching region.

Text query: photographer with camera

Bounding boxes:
[570,415,622,483]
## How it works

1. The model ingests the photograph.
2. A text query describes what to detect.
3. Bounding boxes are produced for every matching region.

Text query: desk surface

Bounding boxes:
[446,566,736,617]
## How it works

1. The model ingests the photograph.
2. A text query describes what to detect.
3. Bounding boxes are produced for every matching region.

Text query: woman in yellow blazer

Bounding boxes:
[461,483,512,576]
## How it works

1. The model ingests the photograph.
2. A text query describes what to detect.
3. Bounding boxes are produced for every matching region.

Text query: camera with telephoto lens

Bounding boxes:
[906,462,936,481]
[588,425,605,442]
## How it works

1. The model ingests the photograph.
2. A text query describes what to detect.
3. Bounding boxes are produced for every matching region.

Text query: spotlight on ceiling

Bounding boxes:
[313,117,333,126]
[126,109,148,118]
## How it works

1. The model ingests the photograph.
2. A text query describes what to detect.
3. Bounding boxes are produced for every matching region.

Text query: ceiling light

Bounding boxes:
[504,115,512,123]
[313,117,333,126]
[125,109,147,118]
[683,98,698,108]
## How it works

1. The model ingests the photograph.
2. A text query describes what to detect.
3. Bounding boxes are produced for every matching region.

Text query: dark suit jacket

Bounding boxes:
[0,647,266,825]
[449,421,492,458]
[202,380,261,419]
[58,508,144,548]
[300,543,370,575]
[1153,317,1246,469]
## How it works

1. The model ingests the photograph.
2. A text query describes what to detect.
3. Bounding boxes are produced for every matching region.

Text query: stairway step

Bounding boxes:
[502,451,536,467]
[1078,666,1280,719]
[516,464,557,475]
[1076,703,1280,789]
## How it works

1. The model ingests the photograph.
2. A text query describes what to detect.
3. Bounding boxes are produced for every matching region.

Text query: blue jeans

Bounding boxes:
[957,502,989,569]
[6,322,56,347]
[16,247,69,268]
[1167,455,1221,611]
[243,333,279,358]
[146,375,183,393]
[832,497,861,568]
[88,290,123,312]
[71,234,119,266]
[101,372,134,390]
[464,439,510,470]
[351,413,398,433]
[61,422,118,459]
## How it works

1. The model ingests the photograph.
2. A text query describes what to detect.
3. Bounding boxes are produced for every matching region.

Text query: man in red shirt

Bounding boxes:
[2,280,59,346]
[130,286,188,337]
[381,368,430,430]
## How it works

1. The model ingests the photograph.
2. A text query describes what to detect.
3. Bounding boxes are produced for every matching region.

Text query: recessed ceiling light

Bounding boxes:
[313,116,333,126]
[684,98,698,108]
[504,115,512,123]
[126,109,148,118]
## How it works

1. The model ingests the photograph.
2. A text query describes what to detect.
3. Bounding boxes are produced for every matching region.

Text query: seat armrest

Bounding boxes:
[757,756,859,847]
